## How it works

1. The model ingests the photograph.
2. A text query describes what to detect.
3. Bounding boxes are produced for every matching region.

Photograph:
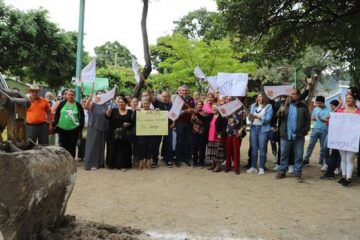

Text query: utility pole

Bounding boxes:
[75,0,85,102]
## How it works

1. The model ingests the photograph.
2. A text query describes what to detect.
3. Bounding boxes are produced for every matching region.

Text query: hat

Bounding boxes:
[29,82,40,91]
[315,96,325,103]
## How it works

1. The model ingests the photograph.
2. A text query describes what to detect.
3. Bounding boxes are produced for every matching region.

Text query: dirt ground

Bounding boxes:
[66,138,360,240]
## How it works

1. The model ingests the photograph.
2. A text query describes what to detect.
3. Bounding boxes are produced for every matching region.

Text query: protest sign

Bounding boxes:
[218,98,243,117]
[327,113,360,152]
[81,58,96,83]
[168,95,184,121]
[132,57,141,83]
[136,110,168,136]
[217,72,248,96]
[207,76,218,92]
[92,86,116,105]
[83,78,109,96]
[194,66,206,80]
[263,85,293,100]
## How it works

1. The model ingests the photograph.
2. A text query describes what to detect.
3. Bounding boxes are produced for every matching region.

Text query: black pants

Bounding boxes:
[77,137,86,159]
[59,128,79,158]
[192,132,207,166]
[175,123,192,163]
[152,136,162,164]
[325,149,341,177]
[162,129,174,163]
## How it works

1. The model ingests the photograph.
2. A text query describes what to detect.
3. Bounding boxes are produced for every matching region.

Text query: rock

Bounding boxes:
[0,146,77,240]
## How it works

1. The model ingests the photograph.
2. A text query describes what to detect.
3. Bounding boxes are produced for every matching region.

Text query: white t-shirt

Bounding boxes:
[252,105,266,126]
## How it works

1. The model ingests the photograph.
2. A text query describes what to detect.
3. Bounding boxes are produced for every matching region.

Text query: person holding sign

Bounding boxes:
[83,90,110,170]
[247,93,273,175]
[134,98,156,170]
[335,92,360,187]
[224,97,247,175]
[175,85,195,167]
[276,89,311,182]
[105,96,134,169]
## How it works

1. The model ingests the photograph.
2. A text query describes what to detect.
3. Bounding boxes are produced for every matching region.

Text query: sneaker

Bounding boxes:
[320,173,335,180]
[334,168,340,175]
[320,164,328,172]
[258,168,265,175]
[275,173,286,179]
[246,167,258,174]
[303,161,310,167]
[337,178,346,185]
[296,175,304,183]
[273,165,279,171]
[341,179,351,187]
[166,161,173,168]
[288,165,294,174]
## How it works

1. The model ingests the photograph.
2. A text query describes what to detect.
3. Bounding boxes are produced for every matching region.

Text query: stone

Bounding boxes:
[0,146,77,240]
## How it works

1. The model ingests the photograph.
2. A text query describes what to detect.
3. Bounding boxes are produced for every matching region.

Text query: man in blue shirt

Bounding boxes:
[303,96,331,168]
[276,88,311,182]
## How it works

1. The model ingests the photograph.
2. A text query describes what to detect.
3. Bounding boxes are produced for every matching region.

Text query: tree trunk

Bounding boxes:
[131,0,152,98]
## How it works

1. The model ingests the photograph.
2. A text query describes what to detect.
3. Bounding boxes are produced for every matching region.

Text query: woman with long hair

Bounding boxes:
[247,92,273,175]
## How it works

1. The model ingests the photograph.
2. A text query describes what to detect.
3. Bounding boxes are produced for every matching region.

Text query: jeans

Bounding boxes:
[175,123,192,163]
[325,149,340,177]
[303,128,328,164]
[250,125,270,169]
[279,137,305,176]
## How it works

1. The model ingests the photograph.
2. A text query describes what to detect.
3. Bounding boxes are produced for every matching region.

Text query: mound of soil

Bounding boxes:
[39,215,149,240]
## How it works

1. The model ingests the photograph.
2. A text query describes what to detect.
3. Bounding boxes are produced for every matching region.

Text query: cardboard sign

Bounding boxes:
[218,98,243,117]
[328,112,360,152]
[136,110,168,136]
[263,85,293,100]
[217,72,248,96]
[168,95,184,121]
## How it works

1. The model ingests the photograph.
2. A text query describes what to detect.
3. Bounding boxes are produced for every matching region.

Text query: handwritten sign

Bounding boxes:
[168,95,184,121]
[327,113,360,152]
[217,72,248,96]
[218,98,243,117]
[263,85,293,100]
[136,110,168,136]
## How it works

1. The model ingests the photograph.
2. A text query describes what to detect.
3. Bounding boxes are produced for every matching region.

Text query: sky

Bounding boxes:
[4,0,218,64]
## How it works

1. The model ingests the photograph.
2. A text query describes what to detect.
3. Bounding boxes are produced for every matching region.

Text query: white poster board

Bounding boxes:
[207,76,219,92]
[168,95,184,121]
[92,86,116,105]
[327,113,360,152]
[218,98,243,117]
[217,72,248,96]
[263,85,293,100]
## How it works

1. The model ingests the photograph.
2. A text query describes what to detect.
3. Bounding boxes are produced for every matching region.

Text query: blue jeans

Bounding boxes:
[303,128,328,164]
[279,137,305,176]
[250,125,270,168]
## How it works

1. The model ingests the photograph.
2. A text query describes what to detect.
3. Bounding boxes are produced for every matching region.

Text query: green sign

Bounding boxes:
[82,78,109,96]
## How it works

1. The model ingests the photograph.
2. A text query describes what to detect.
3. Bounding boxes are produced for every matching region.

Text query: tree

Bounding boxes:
[149,34,257,90]
[96,66,136,96]
[94,41,132,68]
[217,0,360,86]
[0,1,78,88]
[131,0,152,98]
[173,8,226,41]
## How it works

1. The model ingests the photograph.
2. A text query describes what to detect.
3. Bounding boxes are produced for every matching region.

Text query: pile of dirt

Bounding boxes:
[39,215,149,240]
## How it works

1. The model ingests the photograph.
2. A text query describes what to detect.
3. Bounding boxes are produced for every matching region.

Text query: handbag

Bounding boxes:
[114,127,135,142]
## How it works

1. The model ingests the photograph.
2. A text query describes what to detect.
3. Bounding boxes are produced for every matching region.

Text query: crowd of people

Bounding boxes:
[24,82,360,187]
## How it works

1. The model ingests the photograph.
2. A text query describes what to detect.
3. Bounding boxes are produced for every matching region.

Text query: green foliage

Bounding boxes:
[149,34,257,91]
[94,41,132,68]
[173,8,226,41]
[0,1,77,88]
[217,0,360,85]
[96,65,136,95]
